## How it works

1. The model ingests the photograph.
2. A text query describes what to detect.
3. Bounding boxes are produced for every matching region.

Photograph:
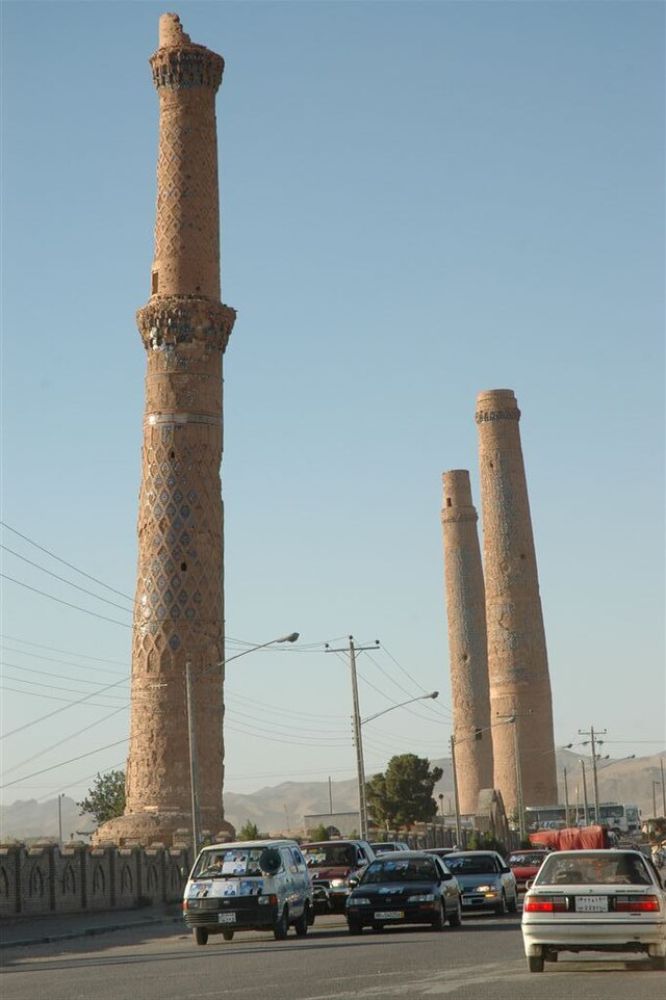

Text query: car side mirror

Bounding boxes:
[525,878,534,890]
[348,876,360,888]
[441,872,453,882]
[501,865,511,874]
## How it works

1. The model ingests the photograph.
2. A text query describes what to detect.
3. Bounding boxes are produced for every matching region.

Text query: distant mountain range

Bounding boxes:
[1,750,662,842]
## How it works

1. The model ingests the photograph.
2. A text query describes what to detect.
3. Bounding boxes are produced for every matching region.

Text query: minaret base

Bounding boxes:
[93,810,235,848]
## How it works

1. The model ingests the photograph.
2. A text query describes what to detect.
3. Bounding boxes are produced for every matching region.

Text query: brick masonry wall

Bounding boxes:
[0,843,191,919]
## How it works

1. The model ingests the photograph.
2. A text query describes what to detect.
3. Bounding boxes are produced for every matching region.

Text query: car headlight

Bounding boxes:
[330,878,348,888]
[475,885,492,892]
[407,893,436,903]
[347,896,371,906]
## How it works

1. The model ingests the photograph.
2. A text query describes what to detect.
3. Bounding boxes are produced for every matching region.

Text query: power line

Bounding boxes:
[1,706,127,778]
[0,661,129,688]
[0,735,136,790]
[1,544,135,614]
[1,676,128,739]
[0,633,129,667]
[1,574,133,629]
[0,521,135,602]
[0,644,126,675]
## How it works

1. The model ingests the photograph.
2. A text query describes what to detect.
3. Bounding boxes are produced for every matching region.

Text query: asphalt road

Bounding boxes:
[1,913,661,1000]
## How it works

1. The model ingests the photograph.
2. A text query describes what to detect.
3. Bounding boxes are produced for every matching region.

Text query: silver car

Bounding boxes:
[444,850,518,915]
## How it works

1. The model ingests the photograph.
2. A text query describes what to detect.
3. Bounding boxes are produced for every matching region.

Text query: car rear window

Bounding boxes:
[536,852,653,886]
[445,854,497,875]
[509,853,546,866]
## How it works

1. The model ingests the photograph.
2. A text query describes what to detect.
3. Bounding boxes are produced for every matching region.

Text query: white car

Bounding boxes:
[521,849,666,972]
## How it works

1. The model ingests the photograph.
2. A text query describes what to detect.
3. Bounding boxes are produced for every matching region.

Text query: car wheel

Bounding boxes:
[273,906,289,940]
[222,929,234,942]
[431,903,446,931]
[507,891,518,913]
[448,899,462,927]
[494,892,507,916]
[193,927,208,946]
[651,955,666,971]
[348,919,363,935]
[294,905,309,937]
[528,955,544,973]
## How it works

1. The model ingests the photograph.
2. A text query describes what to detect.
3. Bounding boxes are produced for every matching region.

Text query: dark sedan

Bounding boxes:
[345,851,462,934]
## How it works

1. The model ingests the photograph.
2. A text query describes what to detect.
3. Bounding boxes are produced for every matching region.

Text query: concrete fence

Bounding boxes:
[0,842,191,919]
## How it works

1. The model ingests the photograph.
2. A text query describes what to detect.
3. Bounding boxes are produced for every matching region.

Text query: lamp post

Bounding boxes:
[186,631,299,854]
[495,712,528,842]
[359,690,439,840]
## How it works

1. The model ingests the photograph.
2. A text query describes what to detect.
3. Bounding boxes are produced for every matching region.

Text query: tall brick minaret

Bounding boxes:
[441,470,493,814]
[475,390,558,814]
[96,14,235,845]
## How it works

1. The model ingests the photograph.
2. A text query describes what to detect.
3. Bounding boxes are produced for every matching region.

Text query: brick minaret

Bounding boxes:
[96,14,235,845]
[475,390,557,813]
[441,470,493,814]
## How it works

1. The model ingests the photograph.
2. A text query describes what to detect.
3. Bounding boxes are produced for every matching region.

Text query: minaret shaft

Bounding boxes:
[441,470,493,815]
[476,390,558,812]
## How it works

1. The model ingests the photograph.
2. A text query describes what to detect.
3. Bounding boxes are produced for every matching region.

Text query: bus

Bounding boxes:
[525,803,641,834]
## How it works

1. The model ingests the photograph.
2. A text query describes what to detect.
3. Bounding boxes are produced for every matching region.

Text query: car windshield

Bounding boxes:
[302,844,356,868]
[362,858,437,884]
[193,848,265,879]
[509,853,546,866]
[536,852,653,887]
[445,854,497,875]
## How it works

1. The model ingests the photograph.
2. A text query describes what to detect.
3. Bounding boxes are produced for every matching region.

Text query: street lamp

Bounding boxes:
[361,692,439,726]
[358,691,438,839]
[186,631,299,853]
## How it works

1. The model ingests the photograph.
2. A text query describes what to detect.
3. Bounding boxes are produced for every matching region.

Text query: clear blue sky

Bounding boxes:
[1,1,664,810]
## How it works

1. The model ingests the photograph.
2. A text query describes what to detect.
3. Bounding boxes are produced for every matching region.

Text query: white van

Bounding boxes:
[183,839,314,945]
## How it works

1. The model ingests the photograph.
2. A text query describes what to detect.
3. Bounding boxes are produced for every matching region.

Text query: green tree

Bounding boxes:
[366,754,443,829]
[307,823,331,841]
[77,770,125,825]
[238,820,261,841]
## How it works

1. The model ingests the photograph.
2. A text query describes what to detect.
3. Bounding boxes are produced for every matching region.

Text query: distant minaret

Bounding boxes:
[475,390,557,812]
[96,14,235,845]
[441,471,493,814]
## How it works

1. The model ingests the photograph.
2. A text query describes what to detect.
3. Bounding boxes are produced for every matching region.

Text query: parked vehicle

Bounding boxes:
[507,849,550,892]
[183,839,314,945]
[521,849,666,972]
[301,839,376,913]
[345,851,462,933]
[444,851,518,915]
[425,847,457,859]
[370,841,410,854]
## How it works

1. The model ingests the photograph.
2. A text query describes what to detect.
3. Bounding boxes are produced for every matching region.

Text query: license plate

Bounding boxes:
[462,898,479,906]
[374,910,403,920]
[217,912,236,924]
[576,896,608,912]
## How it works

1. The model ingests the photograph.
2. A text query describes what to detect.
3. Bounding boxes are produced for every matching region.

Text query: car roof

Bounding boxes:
[200,839,298,852]
[370,851,441,860]
[302,840,364,847]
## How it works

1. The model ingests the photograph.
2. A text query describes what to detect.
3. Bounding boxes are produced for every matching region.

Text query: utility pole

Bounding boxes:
[325,637,379,841]
[328,776,334,816]
[578,725,607,824]
[580,758,589,825]
[57,793,64,847]
[563,767,570,827]
[185,660,201,855]
[450,735,462,846]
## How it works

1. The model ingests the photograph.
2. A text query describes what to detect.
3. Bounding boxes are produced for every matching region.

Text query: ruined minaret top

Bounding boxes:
[146,13,226,308]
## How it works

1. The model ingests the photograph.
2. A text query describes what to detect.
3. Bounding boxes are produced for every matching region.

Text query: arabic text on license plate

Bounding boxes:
[218,912,236,924]
[374,911,403,920]
[576,896,608,913]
